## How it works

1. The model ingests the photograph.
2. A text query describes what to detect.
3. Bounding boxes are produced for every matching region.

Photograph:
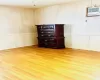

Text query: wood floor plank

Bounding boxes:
[0,46,100,80]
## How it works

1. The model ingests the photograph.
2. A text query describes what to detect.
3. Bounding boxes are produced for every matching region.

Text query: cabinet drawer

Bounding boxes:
[39,34,54,37]
[43,25,54,29]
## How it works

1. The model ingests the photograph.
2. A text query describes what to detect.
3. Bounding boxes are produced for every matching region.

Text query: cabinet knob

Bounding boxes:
[41,26,42,28]
[45,40,47,41]
[48,35,51,36]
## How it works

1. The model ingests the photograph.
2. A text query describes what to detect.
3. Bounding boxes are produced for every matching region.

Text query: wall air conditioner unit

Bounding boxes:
[86,7,100,17]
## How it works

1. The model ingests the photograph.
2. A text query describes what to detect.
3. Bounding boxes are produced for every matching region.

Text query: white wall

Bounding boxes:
[34,0,100,52]
[0,6,37,50]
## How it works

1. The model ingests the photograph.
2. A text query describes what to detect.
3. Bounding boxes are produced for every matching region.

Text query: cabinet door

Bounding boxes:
[38,38,45,47]
[49,38,57,48]
[55,25,64,37]
[56,37,65,48]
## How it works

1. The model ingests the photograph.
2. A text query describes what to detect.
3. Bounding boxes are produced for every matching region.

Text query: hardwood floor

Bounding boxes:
[0,46,100,80]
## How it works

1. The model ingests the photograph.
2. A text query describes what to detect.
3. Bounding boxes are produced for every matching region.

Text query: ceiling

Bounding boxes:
[0,0,80,8]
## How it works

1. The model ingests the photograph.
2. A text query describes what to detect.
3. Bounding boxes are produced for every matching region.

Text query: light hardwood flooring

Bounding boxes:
[0,46,100,80]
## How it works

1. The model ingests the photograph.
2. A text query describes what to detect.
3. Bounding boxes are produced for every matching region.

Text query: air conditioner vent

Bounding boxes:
[87,7,100,17]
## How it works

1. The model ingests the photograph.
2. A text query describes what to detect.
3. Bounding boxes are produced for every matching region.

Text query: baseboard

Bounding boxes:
[0,45,38,51]
[1,45,99,53]
[65,47,100,52]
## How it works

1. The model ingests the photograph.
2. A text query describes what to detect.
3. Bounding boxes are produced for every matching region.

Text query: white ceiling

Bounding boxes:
[0,0,80,8]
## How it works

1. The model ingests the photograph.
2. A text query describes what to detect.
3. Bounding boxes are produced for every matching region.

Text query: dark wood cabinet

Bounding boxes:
[36,24,65,49]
